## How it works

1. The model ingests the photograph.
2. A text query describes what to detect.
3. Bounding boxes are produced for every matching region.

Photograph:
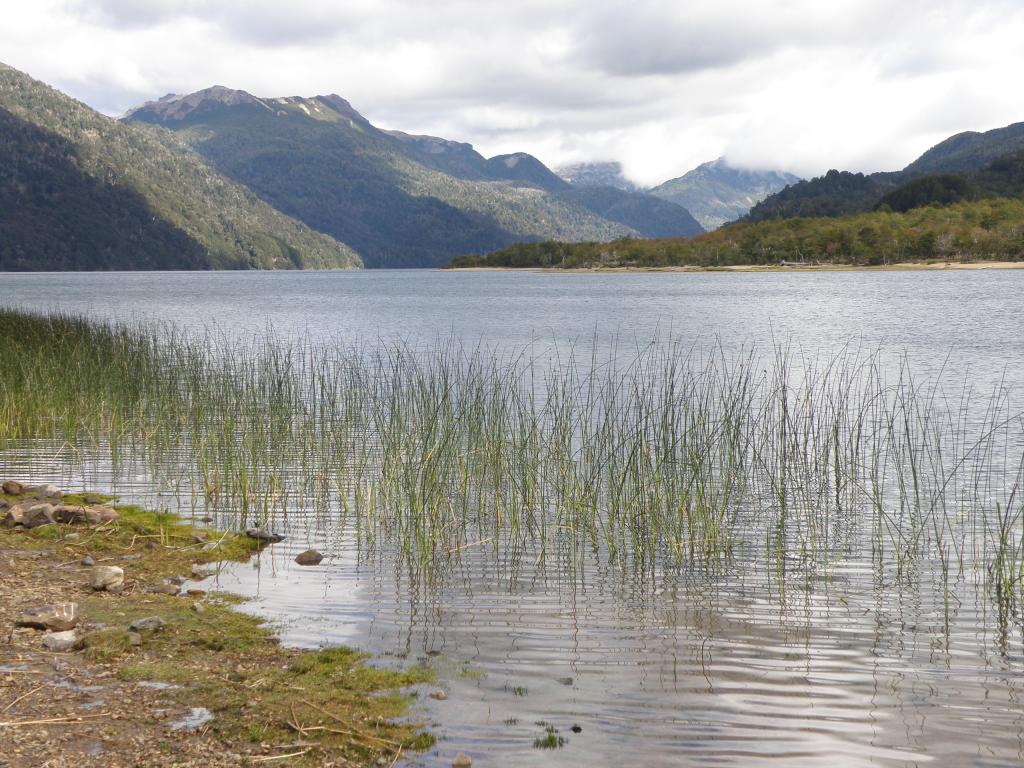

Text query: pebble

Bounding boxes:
[245,527,285,543]
[150,583,180,596]
[129,616,166,632]
[128,632,143,647]
[90,565,125,591]
[16,603,79,631]
[64,532,80,542]
[190,564,214,579]
[186,588,206,597]
[191,602,205,614]
[81,556,95,567]
[294,549,324,566]
[429,690,448,700]
[452,753,473,768]
[42,629,79,653]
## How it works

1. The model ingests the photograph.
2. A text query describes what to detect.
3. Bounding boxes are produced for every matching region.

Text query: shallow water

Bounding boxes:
[4,269,1024,766]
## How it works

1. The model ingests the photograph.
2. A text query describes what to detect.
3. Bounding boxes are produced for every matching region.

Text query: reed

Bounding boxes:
[2,308,1023,616]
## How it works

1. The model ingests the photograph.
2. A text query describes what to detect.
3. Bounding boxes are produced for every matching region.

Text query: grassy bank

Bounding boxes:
[0,491,432,766]
[445,197,1024,269]
[2,309,1024,617]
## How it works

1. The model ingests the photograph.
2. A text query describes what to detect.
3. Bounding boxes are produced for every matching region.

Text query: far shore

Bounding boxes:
[444,260,1024,274]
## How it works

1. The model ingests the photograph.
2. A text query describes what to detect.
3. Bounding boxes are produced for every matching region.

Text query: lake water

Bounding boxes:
[3,269,1024,767]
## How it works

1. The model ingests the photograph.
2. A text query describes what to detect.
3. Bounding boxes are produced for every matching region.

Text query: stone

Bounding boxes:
[55,505,92,524]
[83,495,106,505]
[2,504,25,528]
[2,479,24,495]
[294,549,323,566]
[23,504,57,529]
[150,583,180,596]
[191,532,208,543]
[16,603,78,632]
[169,575,186,585]
[64,532,80,542]
[91,506,119,523]
[186,589,206,597]
[128,632,143,647]
[32,484,62,500]
[245,527,285,543]
[42,630,79,653]
[429,690,448,701]
[452,753,473,767]
[191,602,205,614]
[81,556,95,567]
[90,565,125,591]
[129,616,166,632]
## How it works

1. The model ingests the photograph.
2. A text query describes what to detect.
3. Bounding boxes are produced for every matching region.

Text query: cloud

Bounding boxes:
[3,0,1024,184]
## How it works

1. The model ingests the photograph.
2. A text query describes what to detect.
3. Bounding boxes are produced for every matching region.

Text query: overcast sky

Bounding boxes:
[4,0,1024,185]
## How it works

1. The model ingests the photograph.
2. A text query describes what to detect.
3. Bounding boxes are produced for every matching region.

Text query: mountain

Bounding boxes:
[0,65,360,271]
[904,122,1024,176]
[745,121,1024,223]
[648,158,800,230]
[742,170,903,222]
[555,161,637,192]
[125,89,702,267]
[876,151,1024,213]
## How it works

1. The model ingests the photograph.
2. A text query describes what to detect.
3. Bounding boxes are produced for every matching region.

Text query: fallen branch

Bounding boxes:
[0,712,110,727]
[253,749,311,763]
[1,685,42,714]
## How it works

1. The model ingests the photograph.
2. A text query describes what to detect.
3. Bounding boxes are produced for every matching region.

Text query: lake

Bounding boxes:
[3,268,1024,767]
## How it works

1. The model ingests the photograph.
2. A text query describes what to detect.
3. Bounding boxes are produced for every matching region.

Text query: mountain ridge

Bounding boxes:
[746,121,1024,222]
[0,63,361,271]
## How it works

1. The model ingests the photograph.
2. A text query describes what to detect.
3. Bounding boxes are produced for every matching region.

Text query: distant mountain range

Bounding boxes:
[745,122,1024,222]
[648,159,800,230]
[124,88,703,267]
[556,159,800,231]
[0,64,359,271]
[555,161,638,192]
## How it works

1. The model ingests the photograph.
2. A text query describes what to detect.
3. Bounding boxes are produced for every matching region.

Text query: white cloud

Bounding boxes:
[2,0,1024,183]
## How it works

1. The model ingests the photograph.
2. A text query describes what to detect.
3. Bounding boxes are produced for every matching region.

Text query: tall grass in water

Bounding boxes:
[2,308,1023,610]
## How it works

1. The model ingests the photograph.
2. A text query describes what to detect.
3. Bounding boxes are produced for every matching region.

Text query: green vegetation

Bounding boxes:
[448,197,1024,268]
[4,308,1024,630]
[533,723,566,749]
[0,63,361,270]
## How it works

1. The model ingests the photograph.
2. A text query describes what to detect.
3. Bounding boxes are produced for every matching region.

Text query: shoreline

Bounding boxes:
[444,259,1024,274]
[0,484,434,767]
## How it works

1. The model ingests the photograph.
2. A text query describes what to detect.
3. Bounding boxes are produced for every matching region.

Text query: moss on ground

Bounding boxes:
[1,490,434,765]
